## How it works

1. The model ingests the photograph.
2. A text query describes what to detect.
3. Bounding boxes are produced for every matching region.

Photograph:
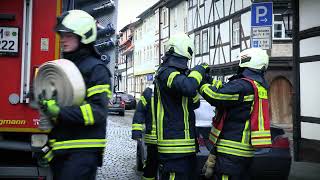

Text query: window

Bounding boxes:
[189,0,193,8]
[273,14,290,39]
[195,33,201,55]
[273,22,283,38]
[139,28,142,40]
[202,30,208,53]
[143,21,146,34]
[135,30,137,40]
[163,9,168,27]
[232,20,240,46]
[184,17,188,32]
[210,26,215,46]
[174,8,178,27]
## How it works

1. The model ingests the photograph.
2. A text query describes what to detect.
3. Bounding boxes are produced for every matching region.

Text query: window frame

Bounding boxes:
[195,33,201,55]
[189,0,194,8]
[210,26,215,47]
[174,8,178,27]
[202,30,209,54]
[232,19,240,47]
[273,14,291,40]
[163,9,168,27]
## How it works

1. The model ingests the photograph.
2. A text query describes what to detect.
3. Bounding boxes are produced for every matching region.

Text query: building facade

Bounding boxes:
[292,0,320,162]
[187,0,293,129]
[117,23,134,94]
[133,8,159,98]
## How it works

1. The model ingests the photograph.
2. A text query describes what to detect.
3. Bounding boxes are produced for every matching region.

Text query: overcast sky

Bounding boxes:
[117,0,158,31]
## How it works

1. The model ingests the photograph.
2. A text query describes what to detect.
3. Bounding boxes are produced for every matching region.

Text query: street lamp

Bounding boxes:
[282,3,293,37]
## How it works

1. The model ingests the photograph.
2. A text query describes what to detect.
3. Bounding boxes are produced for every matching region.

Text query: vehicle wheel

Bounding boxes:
[119,111,125,116]
[136,143,143,171]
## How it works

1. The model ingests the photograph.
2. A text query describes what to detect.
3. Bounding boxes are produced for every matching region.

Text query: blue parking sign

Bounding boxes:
[251,2,273,27]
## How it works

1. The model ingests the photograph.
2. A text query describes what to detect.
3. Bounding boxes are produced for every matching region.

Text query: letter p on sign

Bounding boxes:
[256,6,267,24]
[251,2,273,27]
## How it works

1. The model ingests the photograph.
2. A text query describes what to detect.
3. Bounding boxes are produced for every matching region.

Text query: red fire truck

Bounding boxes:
[0,0,62,178]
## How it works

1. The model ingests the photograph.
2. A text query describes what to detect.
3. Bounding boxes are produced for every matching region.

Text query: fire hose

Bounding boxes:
[33,59,86,130]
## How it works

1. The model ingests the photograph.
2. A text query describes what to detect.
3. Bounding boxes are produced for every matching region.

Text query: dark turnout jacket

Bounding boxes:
[154,55,206,160]
[132,85,157,144]
[49,52,112,159]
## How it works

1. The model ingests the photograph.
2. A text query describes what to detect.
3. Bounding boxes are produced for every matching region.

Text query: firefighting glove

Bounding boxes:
[211,79,223,89]
[40,99,60,118]
[202,153,216,179]
[38,90,60,118]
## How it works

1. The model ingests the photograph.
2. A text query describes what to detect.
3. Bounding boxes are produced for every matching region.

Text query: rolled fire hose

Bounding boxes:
[33,59,86,130]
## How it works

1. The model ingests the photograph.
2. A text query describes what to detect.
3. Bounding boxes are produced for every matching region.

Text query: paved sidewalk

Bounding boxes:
[289,161,320,180]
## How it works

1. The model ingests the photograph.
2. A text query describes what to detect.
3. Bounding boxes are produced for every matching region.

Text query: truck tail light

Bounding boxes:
[120,100,125,108]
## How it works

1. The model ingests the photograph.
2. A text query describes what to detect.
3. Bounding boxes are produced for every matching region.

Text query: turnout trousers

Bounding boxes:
[159,154,197,180]
[213,153,252,180]
[51,151,100,180]
[143,144,159,179]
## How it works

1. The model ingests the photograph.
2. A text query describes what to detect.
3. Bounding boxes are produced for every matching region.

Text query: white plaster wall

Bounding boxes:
[241,11,251,37]
[301,122,320,140]
[300,36,320,57]
[300,61,320,118]
[231,48,241,62]
[299,0,320,31]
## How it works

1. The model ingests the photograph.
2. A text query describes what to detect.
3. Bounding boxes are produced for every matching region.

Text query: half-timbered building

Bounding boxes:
[188,0,293,129]
[292,0,320,162]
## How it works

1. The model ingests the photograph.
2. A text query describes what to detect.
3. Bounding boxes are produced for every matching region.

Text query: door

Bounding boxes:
[269,76,293,130]
[0,0,61,132]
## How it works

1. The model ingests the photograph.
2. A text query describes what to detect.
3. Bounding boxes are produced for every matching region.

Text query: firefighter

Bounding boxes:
[200,48,272,180]
[131,84,158,180]
[39,10,112,180]
[154,32,207,180]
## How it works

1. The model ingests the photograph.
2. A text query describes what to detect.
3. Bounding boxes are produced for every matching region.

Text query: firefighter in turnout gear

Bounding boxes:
[132,84,158,180]
[199,48,272,180]
[39,10,112,180]
[154,32,206,180]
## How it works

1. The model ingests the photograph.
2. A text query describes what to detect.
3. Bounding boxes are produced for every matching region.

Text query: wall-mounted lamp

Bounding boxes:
[282,3,293,37]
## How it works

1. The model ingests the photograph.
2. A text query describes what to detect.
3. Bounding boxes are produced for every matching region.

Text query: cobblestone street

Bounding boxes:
[97,110,141,180]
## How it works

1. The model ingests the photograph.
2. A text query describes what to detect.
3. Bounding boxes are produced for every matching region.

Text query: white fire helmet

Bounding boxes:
[165,32,194,60]
[55,10,97,44]
[239,48,269,71]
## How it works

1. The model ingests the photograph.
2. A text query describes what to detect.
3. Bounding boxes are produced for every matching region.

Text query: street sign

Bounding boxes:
[252,38,271,49]
[251,2,273,50]
[251,2,273,27]
[251,26,272,49]
[251,26,272,39]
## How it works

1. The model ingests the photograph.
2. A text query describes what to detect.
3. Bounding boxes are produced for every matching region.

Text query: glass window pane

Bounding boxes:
[232,21,240,46]
[274,31,282,38]
[274,24,282,31]
[203,31,208,53]
[195,34,200,55]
